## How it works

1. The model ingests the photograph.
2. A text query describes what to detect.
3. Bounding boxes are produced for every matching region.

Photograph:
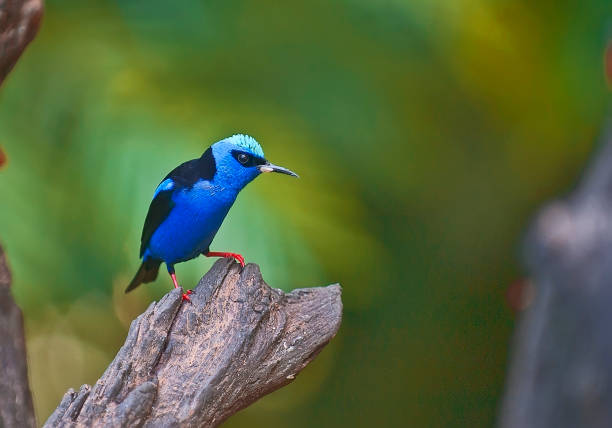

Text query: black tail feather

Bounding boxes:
[125,259,162,293]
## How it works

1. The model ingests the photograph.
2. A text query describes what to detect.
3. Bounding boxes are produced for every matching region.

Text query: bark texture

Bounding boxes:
[0,246,36,428]
[0,2,43,426]
[0,0,43,84]
[45,259,342,427]
[500,126,612,428]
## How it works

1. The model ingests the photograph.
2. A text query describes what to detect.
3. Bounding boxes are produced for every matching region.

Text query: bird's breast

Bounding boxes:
[147,181,238,264]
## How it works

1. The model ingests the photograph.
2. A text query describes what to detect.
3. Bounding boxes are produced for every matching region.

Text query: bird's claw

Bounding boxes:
[182,289,193,302]
[223,252,245,267]
[233,254,245,267]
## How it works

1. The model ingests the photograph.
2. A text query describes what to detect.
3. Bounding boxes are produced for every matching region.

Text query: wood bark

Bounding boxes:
[0,246,36,428]
[44,259,342,427]
[0,1,43,427]
[499,126,612,428]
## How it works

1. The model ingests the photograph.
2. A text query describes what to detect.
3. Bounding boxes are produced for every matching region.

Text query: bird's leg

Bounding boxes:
[205,251,245,267]
[169,271,192,302]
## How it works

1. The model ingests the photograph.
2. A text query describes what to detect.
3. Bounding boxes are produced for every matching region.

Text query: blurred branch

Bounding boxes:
[44,259,342,427]
[0,246,36,428]
[500,125,612,428]
[0,0,43,84]
[0,1,42,427]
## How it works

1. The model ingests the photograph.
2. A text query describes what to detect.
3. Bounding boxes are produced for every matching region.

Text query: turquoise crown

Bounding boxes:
[225,134,264,158]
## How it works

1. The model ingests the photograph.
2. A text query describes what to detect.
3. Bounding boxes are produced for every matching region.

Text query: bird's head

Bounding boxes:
[210,134,298,191]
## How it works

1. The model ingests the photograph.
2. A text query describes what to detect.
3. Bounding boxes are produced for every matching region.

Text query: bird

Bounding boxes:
[125,134,298,301]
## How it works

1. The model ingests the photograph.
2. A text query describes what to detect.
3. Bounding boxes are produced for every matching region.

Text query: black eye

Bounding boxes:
[238,153,249,165]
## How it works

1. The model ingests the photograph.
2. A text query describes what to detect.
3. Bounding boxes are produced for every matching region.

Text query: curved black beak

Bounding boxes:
[259,162,299,178]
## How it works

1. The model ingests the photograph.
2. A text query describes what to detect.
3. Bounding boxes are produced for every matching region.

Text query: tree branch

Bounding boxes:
[44,259,342,427]
[500,125,612,428]
[0,1,43,426]
[0,246,36,428]
[0,0,43,85]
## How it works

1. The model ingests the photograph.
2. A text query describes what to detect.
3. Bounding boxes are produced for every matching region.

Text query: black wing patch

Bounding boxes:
[198,147,216,181]
[139,147,217,257]
[167,147,216,186]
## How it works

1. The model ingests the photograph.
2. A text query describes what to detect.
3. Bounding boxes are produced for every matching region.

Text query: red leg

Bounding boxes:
[170,272,192,302]
[205,251,245,267]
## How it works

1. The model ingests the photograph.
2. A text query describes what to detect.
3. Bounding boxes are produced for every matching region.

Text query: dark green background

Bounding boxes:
[0,0,610,426]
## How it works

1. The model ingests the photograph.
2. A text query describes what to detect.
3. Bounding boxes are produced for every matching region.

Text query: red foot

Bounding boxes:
[170,272,193,303]
[205,251,245,267]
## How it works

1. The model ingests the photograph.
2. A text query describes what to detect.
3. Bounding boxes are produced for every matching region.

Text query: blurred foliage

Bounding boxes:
[0,0,611,426]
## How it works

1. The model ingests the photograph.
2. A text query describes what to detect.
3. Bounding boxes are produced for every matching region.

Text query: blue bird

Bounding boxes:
[125,134,298,300]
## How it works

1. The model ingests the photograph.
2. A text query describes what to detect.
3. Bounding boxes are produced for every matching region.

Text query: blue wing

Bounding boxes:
[139,147,217,258]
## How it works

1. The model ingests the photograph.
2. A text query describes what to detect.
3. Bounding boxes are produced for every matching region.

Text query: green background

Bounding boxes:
[1,0,610,426]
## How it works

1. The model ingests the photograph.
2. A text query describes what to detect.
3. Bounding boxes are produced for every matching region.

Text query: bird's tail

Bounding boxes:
[125,259,162,293]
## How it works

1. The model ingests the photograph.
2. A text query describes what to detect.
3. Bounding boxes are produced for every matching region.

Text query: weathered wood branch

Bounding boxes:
[45,259,342,427]
[0,246,36,428]
[0,1,43,427]
[499,125,612,428]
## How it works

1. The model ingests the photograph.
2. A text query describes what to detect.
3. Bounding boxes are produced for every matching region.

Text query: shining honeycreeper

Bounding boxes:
[125,134,298,300]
